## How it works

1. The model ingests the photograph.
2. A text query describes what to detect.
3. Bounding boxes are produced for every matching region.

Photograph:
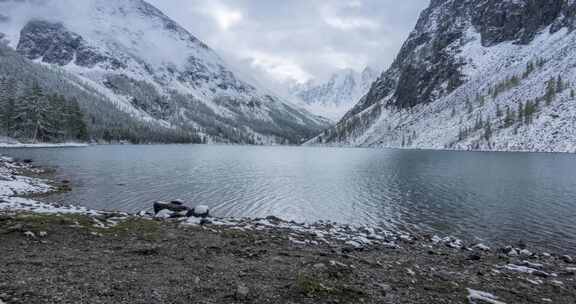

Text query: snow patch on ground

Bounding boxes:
[0,155,100,216]
[0,143,89,148]
[467,289,506,304]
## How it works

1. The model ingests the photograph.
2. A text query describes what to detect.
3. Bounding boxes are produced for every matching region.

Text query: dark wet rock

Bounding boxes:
[533,270,551,278]
[265,215,282,223]
[561,255,574,264]
[199,218,212,225]
[153,201,190,215]
[127,246,160,256]
[468,253,482,261]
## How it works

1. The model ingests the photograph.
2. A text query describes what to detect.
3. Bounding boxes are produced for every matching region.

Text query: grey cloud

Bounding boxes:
[147,0,429,91]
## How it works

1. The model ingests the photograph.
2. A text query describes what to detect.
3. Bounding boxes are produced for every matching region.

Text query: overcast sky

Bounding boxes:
[147,0,429,89]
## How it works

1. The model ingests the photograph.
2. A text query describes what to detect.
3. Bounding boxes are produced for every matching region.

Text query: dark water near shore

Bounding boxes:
[3,145,576,253]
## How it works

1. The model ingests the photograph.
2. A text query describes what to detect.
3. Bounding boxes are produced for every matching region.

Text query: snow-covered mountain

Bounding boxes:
[289,67,377,121]
[311,0,576,153]
[0,0,328,144]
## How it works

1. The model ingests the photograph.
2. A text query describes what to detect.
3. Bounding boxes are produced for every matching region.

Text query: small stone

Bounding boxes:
[171,199,185,205]
[504,247,519,257]
[375,283,392,295]
[23,231,35,238]
[265,215,282,222]
[329,260,348,268]
[519,249,532,256]
[561,255,573,264]
[313,263,327,270]
[473,243,491,251]
[235,284,250,300]
[38,231,48,238]
[550,280,564,287]
[200,218,212,225]
[532,271,550,278]
[153,201,189,215]
[468,253,482,261]
[193,205,210,218]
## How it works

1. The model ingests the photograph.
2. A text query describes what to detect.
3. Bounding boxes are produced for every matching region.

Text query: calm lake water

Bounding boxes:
[3,145,576,253]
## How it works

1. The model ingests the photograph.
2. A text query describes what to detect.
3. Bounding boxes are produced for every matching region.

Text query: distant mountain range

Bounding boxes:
[0,0,329,144]
[289,67,377,121]
[311,0,576,153]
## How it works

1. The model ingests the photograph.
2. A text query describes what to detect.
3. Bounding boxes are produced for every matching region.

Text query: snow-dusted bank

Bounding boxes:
[0,142,89,148]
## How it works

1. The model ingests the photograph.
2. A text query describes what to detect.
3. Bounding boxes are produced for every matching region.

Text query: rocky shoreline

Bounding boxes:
[1,156,575,303]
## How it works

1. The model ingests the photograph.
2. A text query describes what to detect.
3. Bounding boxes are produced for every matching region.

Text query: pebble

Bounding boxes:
[551,280,564,287]
[468,253,482,261]
[313,263,327,270]
[473,243,491,251]
[519,249,532,256]
[375,283,392,295]
[532,270,550,278]
[503,246,519,257]
[508,250,519,257]
[23,231,35,238]
[235,283,250,300]
[193,205,210,218]
[154,209,173,219]
[38,231,48,238]
[561,255,573,264]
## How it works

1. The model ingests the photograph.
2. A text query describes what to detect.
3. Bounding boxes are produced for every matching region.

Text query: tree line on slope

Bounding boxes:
[0,78,88,142]
[0,44,203,144]
[451,59,571,149]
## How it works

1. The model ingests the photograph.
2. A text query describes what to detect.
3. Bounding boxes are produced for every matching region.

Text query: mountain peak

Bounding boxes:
[290,67,378,121]
[0,0,329,144]
[311,0,576,153]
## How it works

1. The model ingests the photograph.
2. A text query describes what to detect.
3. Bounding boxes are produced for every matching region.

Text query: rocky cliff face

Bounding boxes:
[314,0,576,153]
[0,0,328,144]
[290,67,377,121]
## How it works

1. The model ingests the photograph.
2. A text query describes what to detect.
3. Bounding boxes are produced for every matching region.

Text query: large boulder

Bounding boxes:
[190,205,210,218]
[153,201,191,218]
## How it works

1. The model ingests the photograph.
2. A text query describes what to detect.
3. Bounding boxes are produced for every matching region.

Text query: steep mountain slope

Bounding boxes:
[312,0,576,153]
[0,44,195,143]
[0,0,328,144]
[289,67,377,121]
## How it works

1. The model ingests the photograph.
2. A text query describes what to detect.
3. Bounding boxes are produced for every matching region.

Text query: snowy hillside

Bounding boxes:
[289,67,377,121]
[0,0,328,144]
[311,0,576,153]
